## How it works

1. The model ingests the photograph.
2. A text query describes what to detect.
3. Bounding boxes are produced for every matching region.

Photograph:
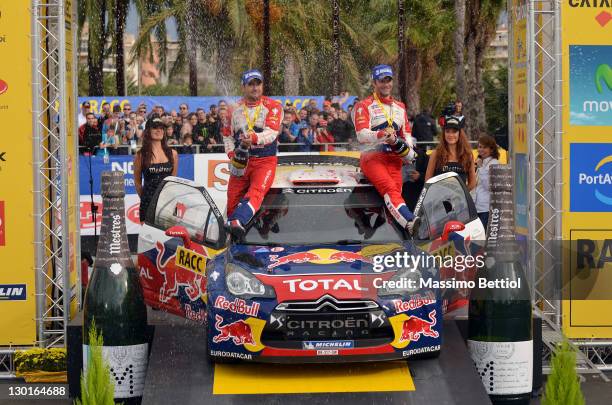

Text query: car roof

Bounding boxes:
[272,154,370,189]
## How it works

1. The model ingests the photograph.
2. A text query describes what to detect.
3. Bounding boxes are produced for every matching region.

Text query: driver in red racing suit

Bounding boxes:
[352,65,419,234]
[223,69,283,237]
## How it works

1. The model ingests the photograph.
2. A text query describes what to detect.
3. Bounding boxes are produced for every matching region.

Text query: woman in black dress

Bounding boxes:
[133,115,178,222]
[425,116,476,190]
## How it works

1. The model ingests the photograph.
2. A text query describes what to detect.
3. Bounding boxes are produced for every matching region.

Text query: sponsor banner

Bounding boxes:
[79,154,194,195]
[214,296,260,317]
[510,0,528,154]
[570,143,612,212]
[514,153,529,232]
[563,230,612,338]
[0,201,4,246]
[79,155,194,235]
[0,1,36,344]
[0,284,27,301]
[77,95,358,116]
[570,45,612,126]
[194,153,230,213]
[562,0,612,338]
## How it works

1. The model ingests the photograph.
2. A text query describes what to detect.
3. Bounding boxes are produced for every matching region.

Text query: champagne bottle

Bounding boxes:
[83,171,148,405]
[230,144,249,177]
[468,165,533,405]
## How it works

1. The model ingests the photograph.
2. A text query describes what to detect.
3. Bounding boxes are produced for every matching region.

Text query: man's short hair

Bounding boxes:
[86,112,95,119]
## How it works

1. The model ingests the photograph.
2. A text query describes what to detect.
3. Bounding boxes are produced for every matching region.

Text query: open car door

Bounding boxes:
[137,176,226,323]
[413,172,486,313]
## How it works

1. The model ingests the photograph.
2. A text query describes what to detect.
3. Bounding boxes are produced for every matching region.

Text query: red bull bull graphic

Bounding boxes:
[266,248,373,270]
[213,315,255,346]
[155,241,206,303]
[399,310,439,343]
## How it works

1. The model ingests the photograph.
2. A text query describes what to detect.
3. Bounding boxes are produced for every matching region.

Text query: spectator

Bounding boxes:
[122,103,132,118]
[180,122,193,144]
[78,101,91,127]
[298,108,308,124]
[98,102,112,128]
[209,104,219,120]
[296,112,319,152]
[473,134,500,228]
[179,103,189,118]
[323,100,333,115]
[180,134,196,154]
[193,110,208,141]
[328,109,354,145]
[412,109,437,143]
[307,99,318,113]
[279,109,299,152]
[401,140,430,211]
[425,116,476,190]
[316,116,335,151]
[79,112,101,154]
[205,110,222,144]
[133,115,178,222]
[137,103,147,119]
[96,126,119,157]
[166,125,179,145]
[154,104,164,117]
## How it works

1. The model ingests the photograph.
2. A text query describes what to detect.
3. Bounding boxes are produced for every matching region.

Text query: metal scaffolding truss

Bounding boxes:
[32,0,71,349]
[527,0,611,376]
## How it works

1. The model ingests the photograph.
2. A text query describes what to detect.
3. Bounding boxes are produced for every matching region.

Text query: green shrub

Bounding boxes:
[75,320,116,405]
[14,348,66,373]
[542,339,585,405]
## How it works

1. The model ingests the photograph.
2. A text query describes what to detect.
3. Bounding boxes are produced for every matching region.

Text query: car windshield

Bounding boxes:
[242,187,403,245]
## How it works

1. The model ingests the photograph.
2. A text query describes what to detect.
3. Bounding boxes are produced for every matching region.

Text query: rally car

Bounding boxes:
[137,155,485,363]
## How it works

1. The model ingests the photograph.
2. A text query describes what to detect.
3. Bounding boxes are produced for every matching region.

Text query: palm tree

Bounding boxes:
[332,0,340,96]
[454,0,466,103]
[79,0,110,95]
[114,0,129,96]
[397,0,407,105]
[464,0,505,138]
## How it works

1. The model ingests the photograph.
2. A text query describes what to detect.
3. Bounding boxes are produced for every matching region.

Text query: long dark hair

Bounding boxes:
[435,128,473,173]
[138,127,174,168]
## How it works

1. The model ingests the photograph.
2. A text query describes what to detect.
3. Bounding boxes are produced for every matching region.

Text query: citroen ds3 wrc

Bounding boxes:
[137,155,485,363]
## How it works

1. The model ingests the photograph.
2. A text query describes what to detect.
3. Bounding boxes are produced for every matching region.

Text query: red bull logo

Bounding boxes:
[213,314,255,346]
[399,310,439,343]
[155,242,206,303]
[267,248,372,270]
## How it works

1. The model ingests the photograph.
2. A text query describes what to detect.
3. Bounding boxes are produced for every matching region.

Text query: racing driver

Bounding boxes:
[223,69,283,237]
[352,64,419,234]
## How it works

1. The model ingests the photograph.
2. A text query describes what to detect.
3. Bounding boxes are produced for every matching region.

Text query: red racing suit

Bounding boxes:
[352,95,416,228]
[223,96,283,226]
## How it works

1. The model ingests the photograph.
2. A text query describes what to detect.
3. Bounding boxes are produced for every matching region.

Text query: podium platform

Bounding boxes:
[142,320,492,405]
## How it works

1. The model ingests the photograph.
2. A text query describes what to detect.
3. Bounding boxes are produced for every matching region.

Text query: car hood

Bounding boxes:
[228,242,422,275]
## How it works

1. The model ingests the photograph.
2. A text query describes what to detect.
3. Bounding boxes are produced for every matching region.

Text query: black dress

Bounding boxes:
[139,161,173,222]
[433,161,468,185]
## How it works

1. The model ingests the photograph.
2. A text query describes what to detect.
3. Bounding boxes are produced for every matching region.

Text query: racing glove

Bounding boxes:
[230,145,249,177]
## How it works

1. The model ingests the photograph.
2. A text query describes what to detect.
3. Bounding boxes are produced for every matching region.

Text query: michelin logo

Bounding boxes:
[0,284,27,300]
[303,340,354,350]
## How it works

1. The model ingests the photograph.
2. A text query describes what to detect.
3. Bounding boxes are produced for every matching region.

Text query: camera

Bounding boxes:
[442,102,456,117]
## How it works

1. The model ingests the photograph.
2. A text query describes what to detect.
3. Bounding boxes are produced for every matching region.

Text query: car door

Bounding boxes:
[413,172,486,313]
[137,176,226,322]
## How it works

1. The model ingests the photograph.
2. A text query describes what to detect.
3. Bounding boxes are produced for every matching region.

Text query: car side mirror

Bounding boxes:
[166,225,192,249]
[441,220,465,241]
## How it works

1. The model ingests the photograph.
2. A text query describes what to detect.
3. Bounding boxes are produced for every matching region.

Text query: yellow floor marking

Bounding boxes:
[213,361,415,395]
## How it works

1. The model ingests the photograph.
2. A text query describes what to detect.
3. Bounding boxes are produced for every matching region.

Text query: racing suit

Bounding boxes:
[352,95,416,229]
[223,96,283,227]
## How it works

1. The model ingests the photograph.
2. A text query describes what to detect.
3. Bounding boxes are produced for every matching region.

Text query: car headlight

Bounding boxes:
[378,268,423,296]
[225,263,276,298]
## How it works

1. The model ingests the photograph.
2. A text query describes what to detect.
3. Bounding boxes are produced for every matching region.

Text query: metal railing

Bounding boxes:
[77,140,476,156]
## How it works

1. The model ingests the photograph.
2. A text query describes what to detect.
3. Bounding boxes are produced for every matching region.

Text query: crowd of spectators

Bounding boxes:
[78,98,359,156]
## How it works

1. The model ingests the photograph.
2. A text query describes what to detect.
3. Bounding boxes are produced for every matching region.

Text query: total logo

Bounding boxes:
[571,144,612,211]
[282,278,369,293]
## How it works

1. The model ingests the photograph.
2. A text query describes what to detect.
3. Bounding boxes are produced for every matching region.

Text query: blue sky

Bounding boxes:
[126,2,178,39]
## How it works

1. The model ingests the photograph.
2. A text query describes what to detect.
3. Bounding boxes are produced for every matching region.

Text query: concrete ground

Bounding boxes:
[2,309,610,405]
